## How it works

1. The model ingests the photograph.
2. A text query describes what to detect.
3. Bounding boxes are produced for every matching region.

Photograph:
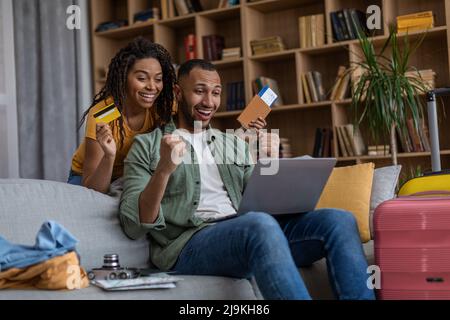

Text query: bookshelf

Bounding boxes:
[90,0,450,176]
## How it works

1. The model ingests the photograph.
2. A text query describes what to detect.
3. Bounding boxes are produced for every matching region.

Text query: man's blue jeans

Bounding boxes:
[173,210,375,300]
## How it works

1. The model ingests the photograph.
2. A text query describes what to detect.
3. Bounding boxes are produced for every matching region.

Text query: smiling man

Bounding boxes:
[119,59,374,300]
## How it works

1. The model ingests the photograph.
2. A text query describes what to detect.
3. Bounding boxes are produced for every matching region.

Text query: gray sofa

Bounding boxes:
[0,179,374,300]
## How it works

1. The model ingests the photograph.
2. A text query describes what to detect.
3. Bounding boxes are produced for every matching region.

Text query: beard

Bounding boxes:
[179,97,196,129]
[178,97,210,130]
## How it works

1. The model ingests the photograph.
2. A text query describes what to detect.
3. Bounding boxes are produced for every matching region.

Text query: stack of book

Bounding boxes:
[184,34,196,60]
[298,14,325,48]
[368,145,390,156]
[279,138,293,158]
[133,8,160,23]
[405,69,436,90]
[250,36,285,56]
[301,71,326,104]
[330,66,351,101]
[202,35,225,61]
[252,76,283,107]
[330,9,368,42]
[222,47,241,60]
[161,0,175,19]
[226,81,245,111]
[335,124,366,157]
[313,128,333,158]
[397,11,434,34]
[95,20,128,33]
[397,118,431,153]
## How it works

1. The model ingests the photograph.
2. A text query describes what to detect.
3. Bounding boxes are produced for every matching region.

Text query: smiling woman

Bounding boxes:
[68,37,177,194]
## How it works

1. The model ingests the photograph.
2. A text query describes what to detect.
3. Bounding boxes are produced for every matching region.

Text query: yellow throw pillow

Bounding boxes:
[316,162,375,243]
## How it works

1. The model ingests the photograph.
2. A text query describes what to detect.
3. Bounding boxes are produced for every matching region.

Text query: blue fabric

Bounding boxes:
[0,221,79,272]
[173,210,376,300]
[67,170,82,186]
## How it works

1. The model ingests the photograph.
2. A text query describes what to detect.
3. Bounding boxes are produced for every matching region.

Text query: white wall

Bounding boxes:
[0,0,19,178]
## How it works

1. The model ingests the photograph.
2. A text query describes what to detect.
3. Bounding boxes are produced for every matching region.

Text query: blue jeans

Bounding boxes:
[67,170,82,186]
[173,210,375,300]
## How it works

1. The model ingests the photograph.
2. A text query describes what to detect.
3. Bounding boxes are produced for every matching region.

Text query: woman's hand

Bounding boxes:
[96,123,116,159]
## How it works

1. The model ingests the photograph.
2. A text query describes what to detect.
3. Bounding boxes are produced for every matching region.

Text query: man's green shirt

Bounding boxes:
[119,119,254,271]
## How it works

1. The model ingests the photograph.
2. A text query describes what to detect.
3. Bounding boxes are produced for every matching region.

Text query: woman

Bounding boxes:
[69,37,176,193]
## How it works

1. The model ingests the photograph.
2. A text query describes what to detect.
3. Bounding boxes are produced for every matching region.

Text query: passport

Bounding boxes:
[237,86,278,129]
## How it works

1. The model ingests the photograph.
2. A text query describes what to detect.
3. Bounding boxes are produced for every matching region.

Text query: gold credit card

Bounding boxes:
[93,99,121,124]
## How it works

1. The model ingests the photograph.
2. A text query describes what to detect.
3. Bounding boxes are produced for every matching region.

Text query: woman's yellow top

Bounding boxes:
[71,101,157,180]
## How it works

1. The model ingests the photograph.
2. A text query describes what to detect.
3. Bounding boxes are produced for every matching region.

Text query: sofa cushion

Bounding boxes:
[316,163,375,243]
[369,165,401,239]
[0,179,149,270]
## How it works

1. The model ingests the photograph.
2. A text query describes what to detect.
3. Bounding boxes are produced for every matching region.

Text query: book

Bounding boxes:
[174,0,189,16]
[184,34,196,60]
[397,11,433,20]
[367,145,390,156]
[312,71,326,101]
[397,11,434,33]
[301,73,311,104]
[222,47,241,60]
[344,124,366,156]
[335,126,349,157]
[299,14,325,48]
[306,72,319,102]
[250,36,285,55]
[330,11,345,42]
[202,35,224,61]
[330,66,346,100]
[339,125,354,156]
[91,273,182,291]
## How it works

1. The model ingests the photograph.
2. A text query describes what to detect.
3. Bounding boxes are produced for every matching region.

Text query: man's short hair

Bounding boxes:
[177,59,217,80]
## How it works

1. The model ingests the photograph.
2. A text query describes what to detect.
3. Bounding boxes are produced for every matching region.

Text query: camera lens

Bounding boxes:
[103,254,120,269]
[109,272,117,280]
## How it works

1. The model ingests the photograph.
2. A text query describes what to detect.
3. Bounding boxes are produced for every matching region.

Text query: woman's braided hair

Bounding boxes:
[79,37,175,148]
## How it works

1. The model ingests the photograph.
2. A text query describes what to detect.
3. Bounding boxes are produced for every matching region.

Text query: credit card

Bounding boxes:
[93,98,121,124]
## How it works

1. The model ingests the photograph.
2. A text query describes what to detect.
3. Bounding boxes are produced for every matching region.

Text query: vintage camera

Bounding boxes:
[87,254,140,281]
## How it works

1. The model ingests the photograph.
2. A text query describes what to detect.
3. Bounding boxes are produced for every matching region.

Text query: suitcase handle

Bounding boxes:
[405,191,450,197]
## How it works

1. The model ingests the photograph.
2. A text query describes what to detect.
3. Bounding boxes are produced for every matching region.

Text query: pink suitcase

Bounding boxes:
[374,191,450,299]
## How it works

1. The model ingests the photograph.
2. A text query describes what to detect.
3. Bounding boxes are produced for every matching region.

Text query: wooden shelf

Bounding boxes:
[215,101,333,118]
[90,0,450,175]
[199,5,241,20]
[246,0,318,13]
[158,14,196,27]
[249,49,297,62]
[95,20,156,39]
[339,150,450,162]
[212,58,243,68]
[371,26,447,46]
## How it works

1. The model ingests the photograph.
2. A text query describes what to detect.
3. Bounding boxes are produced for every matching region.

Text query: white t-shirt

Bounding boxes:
[177,130,237,221]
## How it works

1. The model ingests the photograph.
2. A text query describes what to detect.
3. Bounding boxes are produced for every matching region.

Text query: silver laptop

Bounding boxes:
[236,157,336,215]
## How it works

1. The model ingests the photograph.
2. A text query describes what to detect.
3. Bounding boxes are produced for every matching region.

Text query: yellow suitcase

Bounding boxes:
[398,89,450,196]
[398,172,450,196]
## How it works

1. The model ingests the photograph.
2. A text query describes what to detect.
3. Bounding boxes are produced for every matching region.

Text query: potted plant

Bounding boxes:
[351,25,431,165]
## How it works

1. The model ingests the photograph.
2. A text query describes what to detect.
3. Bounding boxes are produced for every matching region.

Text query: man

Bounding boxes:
[119,59,375,300]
